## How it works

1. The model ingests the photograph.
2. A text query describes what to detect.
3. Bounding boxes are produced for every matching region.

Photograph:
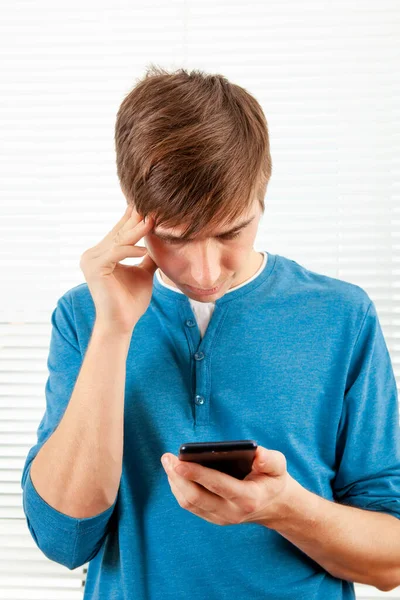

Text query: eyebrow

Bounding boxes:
[153,216,256,242]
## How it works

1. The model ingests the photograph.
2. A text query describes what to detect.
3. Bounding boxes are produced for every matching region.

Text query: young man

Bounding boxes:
[21,66,400,598]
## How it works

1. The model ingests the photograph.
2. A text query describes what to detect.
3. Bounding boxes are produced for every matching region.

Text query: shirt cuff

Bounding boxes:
[24,464,118,535]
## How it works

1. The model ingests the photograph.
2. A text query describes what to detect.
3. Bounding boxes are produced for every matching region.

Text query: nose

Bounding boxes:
[188,244,221,289]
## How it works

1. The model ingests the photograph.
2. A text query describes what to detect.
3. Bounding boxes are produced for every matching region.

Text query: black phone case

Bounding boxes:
[178,440,257,480]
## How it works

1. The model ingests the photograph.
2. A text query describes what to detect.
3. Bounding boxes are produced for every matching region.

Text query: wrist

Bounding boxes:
[261,475,320,533]
[93,321,134,339]
[92,322,134,351]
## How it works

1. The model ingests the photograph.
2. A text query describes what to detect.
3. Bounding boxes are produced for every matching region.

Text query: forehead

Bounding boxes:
[154,196,260,233]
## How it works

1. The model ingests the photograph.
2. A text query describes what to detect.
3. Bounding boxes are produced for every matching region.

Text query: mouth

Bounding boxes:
[185,284,221,295]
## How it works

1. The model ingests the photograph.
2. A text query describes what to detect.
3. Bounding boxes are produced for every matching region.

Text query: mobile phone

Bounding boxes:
[178,440,257,480]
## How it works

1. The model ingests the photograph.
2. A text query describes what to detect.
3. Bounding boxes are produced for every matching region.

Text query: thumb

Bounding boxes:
[140,252,159,275]
[253,446,286,477]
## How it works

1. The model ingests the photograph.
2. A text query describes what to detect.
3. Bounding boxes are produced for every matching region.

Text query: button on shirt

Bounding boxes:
[21,250,400,600]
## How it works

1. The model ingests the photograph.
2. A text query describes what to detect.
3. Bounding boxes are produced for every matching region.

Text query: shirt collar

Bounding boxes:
[152,251,277,306]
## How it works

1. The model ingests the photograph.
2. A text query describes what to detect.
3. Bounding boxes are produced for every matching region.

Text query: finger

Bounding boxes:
[167,477,218,524]
[90,213,154,260]
[93,204,150,253]
[252,448,287,477]
[115,216,154,247]
[166,469,227,516]
[103,204,135,241]
[171,459,249,504]
[119,205,149,234]
[85,205,134,257]
[138,252,159,275]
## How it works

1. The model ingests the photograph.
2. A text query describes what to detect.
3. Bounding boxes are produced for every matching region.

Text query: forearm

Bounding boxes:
[30,323,132,519]
[263,476,400,592]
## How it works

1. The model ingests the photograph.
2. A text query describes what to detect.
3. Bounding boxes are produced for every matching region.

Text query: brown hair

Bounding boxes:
[114,64,272,239]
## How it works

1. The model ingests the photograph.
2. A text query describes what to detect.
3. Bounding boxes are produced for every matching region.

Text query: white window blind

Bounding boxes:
[0,0,399,598]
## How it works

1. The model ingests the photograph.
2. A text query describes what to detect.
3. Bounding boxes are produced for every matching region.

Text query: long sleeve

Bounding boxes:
[332,299,400,519]
[21,294,118,570]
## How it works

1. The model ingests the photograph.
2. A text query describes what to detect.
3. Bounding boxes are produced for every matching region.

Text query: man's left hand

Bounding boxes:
[160,445,295,527]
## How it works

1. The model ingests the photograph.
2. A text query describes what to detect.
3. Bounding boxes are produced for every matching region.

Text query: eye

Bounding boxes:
[218,231,241,240]
[160,230,241,245]
[162,237,182,245]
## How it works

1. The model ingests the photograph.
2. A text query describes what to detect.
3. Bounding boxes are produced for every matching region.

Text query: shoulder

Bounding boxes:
[276,253,372,323]
[58,282,93,309]
[55,283,96,335]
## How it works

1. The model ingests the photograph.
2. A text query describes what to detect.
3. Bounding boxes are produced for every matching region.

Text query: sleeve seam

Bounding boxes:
[348,300,373,368]
[55,295,81,354]
[71,524,79,568]
[66,294,83,358]
[341,299,373,402]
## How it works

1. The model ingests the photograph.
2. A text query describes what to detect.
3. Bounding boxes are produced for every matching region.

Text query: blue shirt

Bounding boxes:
[21,251,400,599]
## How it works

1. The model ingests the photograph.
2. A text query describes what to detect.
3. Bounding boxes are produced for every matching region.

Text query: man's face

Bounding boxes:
[143,197,263,301]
